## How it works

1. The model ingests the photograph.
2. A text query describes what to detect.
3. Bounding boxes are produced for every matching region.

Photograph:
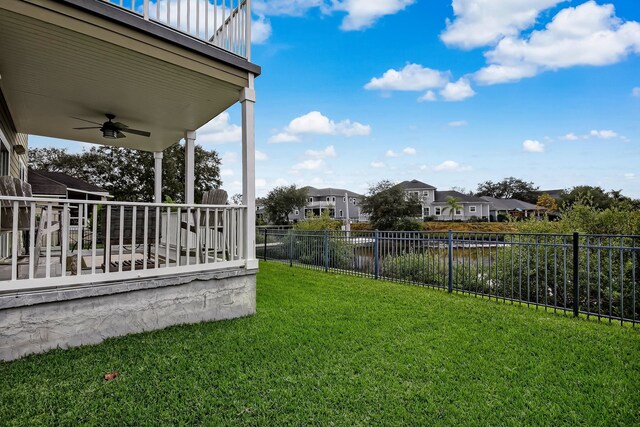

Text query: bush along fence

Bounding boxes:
[257,229,640,326]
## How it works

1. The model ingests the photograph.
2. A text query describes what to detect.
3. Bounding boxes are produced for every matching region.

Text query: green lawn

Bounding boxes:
[1,262,639,426]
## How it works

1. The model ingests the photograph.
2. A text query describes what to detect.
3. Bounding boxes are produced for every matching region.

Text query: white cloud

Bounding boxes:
[448,120,468,127]
[624,173,636,180]
[560,132,579,141]
[255,178,267,189]
[253,0,324,16]
[197,112,242,144]
[523,139,545,153]
[365,64,450,91]
[475,1,640,85]
[633,87,640,97]
[333,0,415,31]
[270,111,371,143]
[291,159,325,171]
[222,151,238,164]
[403,147,417,155]
[370,160,385,168]
[385,150,400,158]
[434,160,472,172]
[253,0,412,31]
[440,0,563,49]
[273,178,289,186]
[221,169,234,177]
[440,78,476,101]
[590,129,618,139]
[268,132,301,144]
[418,90,437,102]
[305,145,337,159]
[252,16,272,44]
[255,150,268,161]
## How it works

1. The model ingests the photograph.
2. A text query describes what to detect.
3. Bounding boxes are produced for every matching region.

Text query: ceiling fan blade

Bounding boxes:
[116,131,127,139]
[73,126,101,130]
[113,122,129,129]
[71,117,103,126]
[121,128,151,137]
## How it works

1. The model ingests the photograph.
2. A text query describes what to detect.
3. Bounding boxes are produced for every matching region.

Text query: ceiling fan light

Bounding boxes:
[102,128,117,139]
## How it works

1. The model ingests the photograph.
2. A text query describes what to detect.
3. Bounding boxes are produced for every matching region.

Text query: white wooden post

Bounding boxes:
[241,73,257,268]
[184,131,196,205]
[154,151,163,203]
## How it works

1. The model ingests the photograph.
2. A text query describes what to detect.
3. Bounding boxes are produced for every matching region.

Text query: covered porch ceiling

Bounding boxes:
[0,3,248,152]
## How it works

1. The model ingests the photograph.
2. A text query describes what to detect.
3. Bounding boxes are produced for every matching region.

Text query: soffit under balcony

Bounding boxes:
[0,2,254,152]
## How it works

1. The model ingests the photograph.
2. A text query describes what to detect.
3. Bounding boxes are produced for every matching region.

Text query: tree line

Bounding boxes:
[29,145,222,203]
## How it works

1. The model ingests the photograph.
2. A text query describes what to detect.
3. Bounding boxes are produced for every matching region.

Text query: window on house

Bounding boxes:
[423,207,430,216]
[435,207,442,215]
[19,160,27,181]
[352,199,356,205]
[469,206,477,213]
[455,208,463,215]
[343,197,346,202]
[332,197,336,202]
[339,210,343,217]
[308,197,313,203]
[294,210,299,215]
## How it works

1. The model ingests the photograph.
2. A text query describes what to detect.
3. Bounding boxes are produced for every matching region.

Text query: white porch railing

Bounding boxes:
[0,196,247,293]
[101,0,251,59]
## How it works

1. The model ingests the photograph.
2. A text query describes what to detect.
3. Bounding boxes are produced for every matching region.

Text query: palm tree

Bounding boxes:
[444,196,462,221]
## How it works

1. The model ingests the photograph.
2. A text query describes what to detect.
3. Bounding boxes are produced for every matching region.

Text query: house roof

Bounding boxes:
[480,196,539,211]
[303,186,363,198]
[433,190,487,204]
[395,179,436,190]
[28,169,110,197]
[26,169,67,196]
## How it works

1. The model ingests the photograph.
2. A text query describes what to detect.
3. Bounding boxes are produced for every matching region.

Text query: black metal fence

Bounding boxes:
[257,229,640,326]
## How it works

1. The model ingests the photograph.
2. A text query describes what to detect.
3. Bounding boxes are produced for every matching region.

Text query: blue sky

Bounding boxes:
[31,0,640,197]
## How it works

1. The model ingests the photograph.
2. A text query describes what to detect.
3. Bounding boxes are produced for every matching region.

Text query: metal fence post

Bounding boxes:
[289,230,294,267]
[448,230,453,293]
[263,228,268,261]
[573,232,579,317]
[374,230,379,279]
[324,229,329,272]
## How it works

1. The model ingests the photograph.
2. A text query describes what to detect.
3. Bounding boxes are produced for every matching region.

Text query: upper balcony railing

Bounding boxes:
[101,0,251,59]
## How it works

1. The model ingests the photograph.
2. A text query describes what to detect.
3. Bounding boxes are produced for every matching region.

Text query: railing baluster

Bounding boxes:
[118,205,124,273]
[45,202,52,279]
[28,202,36,279]
[77,203,84,276]
[91,204,98,275]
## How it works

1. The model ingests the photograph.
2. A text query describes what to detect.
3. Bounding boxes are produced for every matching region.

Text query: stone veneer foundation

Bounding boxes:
[0,267,257,361]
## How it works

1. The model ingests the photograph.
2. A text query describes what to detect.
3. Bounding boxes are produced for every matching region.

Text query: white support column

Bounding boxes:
[184,131,196,205]
[241,74,257,268]
[154,151,163,203]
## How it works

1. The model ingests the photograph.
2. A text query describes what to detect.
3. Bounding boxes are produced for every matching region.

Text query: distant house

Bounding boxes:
[288,186,367,222]
[28,169,111,201]
[480,196,539,221]
[395,179,491,221]
[28,169,112,229]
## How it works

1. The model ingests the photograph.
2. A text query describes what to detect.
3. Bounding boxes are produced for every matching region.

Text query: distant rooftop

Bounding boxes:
[395,180,436,190]
[29,169,110,197]
[480,196,539,211]
[303,186,363,198]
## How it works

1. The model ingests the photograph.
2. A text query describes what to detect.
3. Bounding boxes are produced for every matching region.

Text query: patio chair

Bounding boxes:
[0,176,60,278]
[99,207,161,272]
[180,189,229,262]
